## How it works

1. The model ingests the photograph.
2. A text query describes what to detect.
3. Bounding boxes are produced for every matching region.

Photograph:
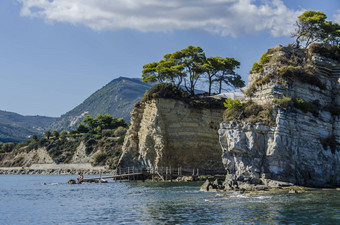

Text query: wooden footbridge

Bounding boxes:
[81,167,225,183]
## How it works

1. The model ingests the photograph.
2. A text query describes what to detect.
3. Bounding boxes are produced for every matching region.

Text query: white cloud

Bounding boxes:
[18,0,304,37]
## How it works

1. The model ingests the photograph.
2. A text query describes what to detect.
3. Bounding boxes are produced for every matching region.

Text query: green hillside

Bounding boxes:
[0,110,57,143]
[49,77,152,131]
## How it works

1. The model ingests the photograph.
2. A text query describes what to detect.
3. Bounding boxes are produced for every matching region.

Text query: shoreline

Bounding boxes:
[0,163,112,175]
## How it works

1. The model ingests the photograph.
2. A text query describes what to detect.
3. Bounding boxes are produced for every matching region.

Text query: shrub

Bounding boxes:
[143,83,188,101]
[81,133,93,142]
[114,126,128,137]
[86,138,97,146]
[224,99,275,126]
[279,65,326,90]
[279,65,302,77]
[116,136,125,145]
[85,146,93,155]
[2,143,17,153]
[244,84,257,96]
[85,138,97,155]
[70,130,79,135]
[273,96,292,109]
[245,73,275,96]
[309,43,340,62]
[92,151,107,166]
[46,139,79,163]
[102,129,115,137]
[224,98,243,111]
[259,53,270,64]
[293,98,319,116]
[251,62,263,74]
[106,157,119,169]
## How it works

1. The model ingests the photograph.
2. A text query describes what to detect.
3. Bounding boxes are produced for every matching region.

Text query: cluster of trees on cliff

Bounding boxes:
[293,10,340,48]
[0,114,128,167]
[142,46,245,96]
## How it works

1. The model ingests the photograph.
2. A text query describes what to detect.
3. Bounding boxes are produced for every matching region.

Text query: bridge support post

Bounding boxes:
[170,166,172,182]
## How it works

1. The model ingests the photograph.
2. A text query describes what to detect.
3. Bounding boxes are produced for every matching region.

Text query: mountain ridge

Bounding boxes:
[0,76,152,142]
[48,76,152,131]
[0,110,57,142]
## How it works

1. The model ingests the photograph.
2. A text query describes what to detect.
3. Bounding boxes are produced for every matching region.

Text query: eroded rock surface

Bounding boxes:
[220,47,340,188]
[119,98,225,172]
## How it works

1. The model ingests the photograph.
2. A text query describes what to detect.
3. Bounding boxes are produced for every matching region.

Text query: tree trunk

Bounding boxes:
[208,76,212,96]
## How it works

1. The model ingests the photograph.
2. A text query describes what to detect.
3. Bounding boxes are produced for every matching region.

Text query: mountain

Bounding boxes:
[0,110,57,143]
[49,77,152,131]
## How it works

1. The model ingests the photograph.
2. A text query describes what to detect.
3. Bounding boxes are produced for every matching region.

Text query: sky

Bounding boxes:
[0,0,339,117]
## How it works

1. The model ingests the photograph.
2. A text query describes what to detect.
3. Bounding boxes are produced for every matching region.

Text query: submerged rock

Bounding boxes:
[67,179,77,184]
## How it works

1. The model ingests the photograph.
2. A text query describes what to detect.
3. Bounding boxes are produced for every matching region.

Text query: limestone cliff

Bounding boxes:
[119,98,225,172]
[0,147,54,167]
[219,45,340,188]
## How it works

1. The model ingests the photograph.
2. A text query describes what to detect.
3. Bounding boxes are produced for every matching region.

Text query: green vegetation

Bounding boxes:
[223,99,274,126]
[273,96,292,110]
[143,83,188,101]
[309,43,340,62]
[246,46,326,96]
[0,142,17,154]
[92,151,108,166]
[114,127,128,137]
[142,83,225,109]
[251,62,263,74]
[245,72,276,96]
[293,10,340,47]
[293,98,320,116]
[1,114,128,169]
[279,65,326,90]
[142,45,245,96]
[259,53,270,64]
[0,110,56,143]
[246,11,339,96]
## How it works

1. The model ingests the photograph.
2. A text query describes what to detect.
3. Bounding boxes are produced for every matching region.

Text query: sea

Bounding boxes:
[0,175,339,224]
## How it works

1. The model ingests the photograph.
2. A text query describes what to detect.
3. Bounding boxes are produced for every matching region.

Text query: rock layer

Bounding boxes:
[119,98,225,172]
[219,47,340,188]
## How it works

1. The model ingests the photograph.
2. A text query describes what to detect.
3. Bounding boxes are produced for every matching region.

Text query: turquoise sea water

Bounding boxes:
[0,175,339,224]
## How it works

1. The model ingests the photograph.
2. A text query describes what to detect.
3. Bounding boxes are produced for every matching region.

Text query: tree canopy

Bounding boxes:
[293,10,340,47]
[79,114,128,134]
[142,46,244,96]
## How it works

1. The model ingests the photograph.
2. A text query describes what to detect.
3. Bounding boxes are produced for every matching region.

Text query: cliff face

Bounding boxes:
[119,98,225,172]
[0,147,54,167]
[219,46,340,188]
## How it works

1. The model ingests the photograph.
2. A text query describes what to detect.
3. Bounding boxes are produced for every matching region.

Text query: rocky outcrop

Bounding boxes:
[0,140,120,173]
[219,46,340,188]
[119,98,225,172]
[71,141,95,163]
[0,147,54,167]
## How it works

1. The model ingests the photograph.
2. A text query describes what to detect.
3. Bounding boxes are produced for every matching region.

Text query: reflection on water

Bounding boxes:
[0,175,339,224]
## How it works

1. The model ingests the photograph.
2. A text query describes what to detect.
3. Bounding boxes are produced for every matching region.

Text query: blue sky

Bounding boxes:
[0,0,339,117]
